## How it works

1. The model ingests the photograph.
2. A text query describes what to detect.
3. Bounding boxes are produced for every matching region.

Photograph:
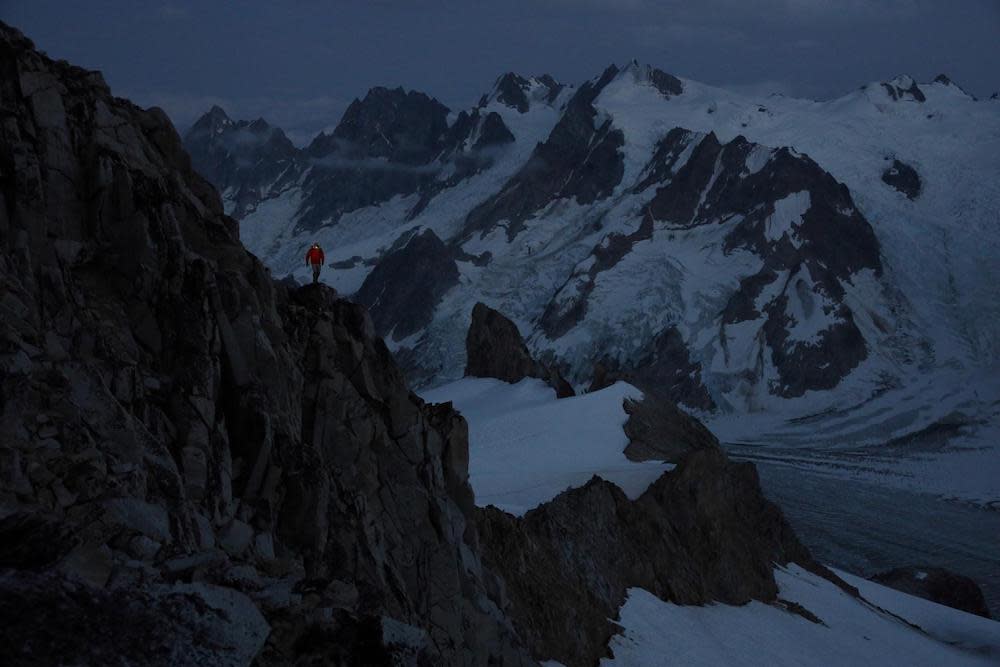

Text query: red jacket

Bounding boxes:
[305,246,325,266]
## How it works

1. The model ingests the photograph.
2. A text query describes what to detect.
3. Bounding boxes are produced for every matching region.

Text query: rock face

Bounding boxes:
[621,389,720,463]
[871,567,992,619]
[0,23,530,665]
[494,73,532,113]
[311,86,450,165]
[476,447,845,666]
[296,88,450,231]
[355,228,460,341]
[488,72,564,112]
[881,75,926,103]
[464,65,625,240]
[543,127,882,402]
[657,132,880,398]
[882,158,921,199]
[465,303,574,398]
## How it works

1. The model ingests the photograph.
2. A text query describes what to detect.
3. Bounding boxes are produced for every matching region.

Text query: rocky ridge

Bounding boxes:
[871,567,992,619]
[461,307,851,665]
[0,23,530,665]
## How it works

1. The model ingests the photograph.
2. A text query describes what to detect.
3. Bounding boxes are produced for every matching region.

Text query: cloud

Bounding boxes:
[120,90,350,146]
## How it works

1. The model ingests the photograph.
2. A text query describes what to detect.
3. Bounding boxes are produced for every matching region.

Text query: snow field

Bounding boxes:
[420,378,672,515]
[603,565,1000,666]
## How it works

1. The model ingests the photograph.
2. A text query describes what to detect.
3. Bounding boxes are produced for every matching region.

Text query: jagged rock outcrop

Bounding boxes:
[620,389,719,463]
[441,109,515,158]
[464,303,574,398]
[486,72,564,112]
[476,447,846,666]
[871,567,992,619]
[882,158,921,200]
[881,75,926,103]
[494,73,532,113]
[0,23,531,665]
[355,228,460,341]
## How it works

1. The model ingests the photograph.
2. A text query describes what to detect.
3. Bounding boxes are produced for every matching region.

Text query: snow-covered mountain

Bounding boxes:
[184,63,1000,504]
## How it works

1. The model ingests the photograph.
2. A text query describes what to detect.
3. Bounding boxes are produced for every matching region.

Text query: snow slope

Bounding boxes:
[604,564,1000,666]
[420,378,671,515]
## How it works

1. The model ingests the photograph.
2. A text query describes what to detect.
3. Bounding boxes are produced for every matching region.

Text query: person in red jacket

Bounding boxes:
[305,243,325,284]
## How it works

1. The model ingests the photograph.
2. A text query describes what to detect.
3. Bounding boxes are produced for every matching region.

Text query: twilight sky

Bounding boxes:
[4,0,998,144]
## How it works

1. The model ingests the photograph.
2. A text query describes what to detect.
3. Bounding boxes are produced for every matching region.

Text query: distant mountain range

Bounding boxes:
[183,62,1000,458]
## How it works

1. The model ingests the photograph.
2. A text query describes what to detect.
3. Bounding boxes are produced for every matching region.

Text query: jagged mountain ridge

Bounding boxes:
[184,73,568,235]
[185,59,1000,457]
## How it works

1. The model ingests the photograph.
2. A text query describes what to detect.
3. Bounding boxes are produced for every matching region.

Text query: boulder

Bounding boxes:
[870,566,991,619]
[882,158,921,200]
[465,302,574,398]
[621,389,719,463]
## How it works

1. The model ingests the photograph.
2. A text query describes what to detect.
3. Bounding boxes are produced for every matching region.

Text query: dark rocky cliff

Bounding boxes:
[0,23,529,665]
[1,22,852,667]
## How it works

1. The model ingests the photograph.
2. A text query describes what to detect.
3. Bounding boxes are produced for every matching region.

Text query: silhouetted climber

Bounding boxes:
[305,242,325,284]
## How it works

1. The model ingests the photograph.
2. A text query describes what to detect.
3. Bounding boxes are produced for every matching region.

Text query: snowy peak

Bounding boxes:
[188,103,234,135]
[309,86,450,165]
[184,108,295,159]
